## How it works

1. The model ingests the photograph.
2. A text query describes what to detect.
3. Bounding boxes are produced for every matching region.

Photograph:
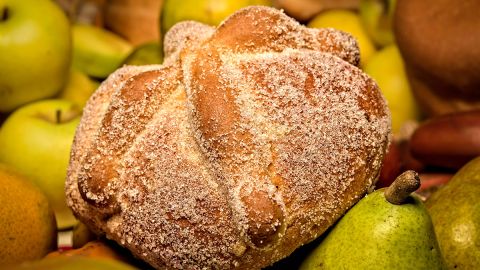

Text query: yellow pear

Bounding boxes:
[0,164,57,265]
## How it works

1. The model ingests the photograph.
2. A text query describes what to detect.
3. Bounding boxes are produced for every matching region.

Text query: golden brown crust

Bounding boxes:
[208,6,360,65]
[77,65,182,210]
[66,6,390,269]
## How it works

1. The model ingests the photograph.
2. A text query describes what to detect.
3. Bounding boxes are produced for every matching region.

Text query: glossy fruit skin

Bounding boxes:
[72,24,132,79]
[364,45,421,134]
[0,0,71,112]
[308,9,375,67]
[0,164,57,265]
[426,156,480,269]
[0,99,81,229]
[300,189,446,270]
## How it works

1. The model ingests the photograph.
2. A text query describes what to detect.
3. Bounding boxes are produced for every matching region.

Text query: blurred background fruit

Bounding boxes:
[0,99,81,229]
[72,24,132,79]
[161,0,272,36]
[308,9,375,67]
[410,110,480,170]
[394,0,480,117]
[56,68,100,109]
[47,240,128,263]
[55,0,105,25]
[274,0,360,22]
[0,164,57,265]
[71,222,97,249]
[9,256,139,270]
[377,142,402,188]
[104,0,163,46]
[0,0,71,112]
[359,0,395,47]
[123,42,163,66]
[45,238,152,269]
[363,45,421,134]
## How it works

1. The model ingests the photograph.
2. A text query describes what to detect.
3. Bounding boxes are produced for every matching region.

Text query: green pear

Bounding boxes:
[123,42,163,66]
[9,256,138,270]
[0,0,71,112]
[161,0,272,35]
[300,171,446,270]
[72,24,133,79]
[57,68,99,109]
[426,156,480,269]
[0,99,81,229]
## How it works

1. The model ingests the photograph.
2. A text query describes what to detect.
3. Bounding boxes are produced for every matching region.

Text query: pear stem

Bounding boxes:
[0,6,9,22]
[385,170,421,205]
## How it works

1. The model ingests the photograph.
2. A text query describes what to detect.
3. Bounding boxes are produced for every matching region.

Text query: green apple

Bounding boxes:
[364,45,421,134]
[72,24,133,79]
[161,0,272,35]
[359,0,396,47]
[0,0,71,112]
[0,99,81,229]
[308,9,376,67]
[57,68,100,109]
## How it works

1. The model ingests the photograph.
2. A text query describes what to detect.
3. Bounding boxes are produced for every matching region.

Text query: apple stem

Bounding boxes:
[56,109,61,124]
[385,170,420,205]
[0,6,9,22]
[383,0,390,14]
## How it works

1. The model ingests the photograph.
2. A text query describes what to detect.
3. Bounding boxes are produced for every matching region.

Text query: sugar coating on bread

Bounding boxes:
[66,6,390,270]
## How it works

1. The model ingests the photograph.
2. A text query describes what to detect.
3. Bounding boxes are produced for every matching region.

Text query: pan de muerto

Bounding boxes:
[66,6,391,269]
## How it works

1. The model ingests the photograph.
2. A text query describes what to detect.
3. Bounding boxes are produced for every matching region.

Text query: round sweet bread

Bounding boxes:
[66,6,391,269]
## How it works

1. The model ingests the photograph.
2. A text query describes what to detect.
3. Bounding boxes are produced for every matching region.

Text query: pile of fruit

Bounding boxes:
[0,0,478,269]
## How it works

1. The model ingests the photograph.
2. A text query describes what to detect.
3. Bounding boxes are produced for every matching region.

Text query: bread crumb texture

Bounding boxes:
[66,6,390,270]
